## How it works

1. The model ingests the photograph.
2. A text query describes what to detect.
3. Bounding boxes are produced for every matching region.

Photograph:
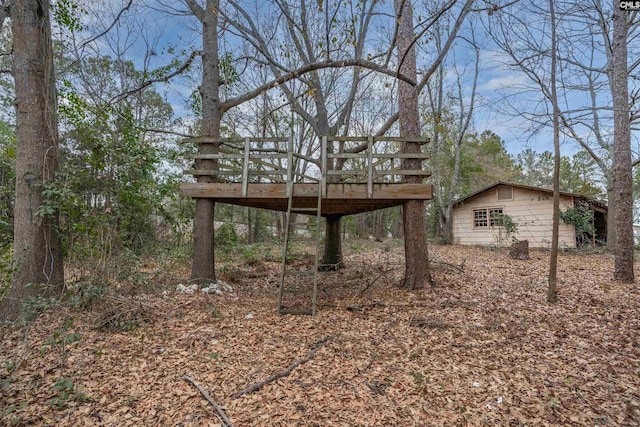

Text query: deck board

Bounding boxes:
[180,183,432,215]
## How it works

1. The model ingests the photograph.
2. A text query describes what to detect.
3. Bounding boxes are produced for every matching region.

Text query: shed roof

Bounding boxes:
[453,181,607,211]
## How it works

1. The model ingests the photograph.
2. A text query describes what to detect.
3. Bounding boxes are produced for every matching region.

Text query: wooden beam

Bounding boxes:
[212,198,409,216]
[326,136,429,144]
[183,136,289,144]
[180,183,432,200]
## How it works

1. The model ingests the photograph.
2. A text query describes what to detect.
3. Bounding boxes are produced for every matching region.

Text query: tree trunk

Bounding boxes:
[374,210,383,240]
[612,5,634,283]
[320,214,344,270]
[322,215,343,268]
[396,0,430,289]
[547,0,559,304]
[322,145,344,268]
[606,182,615,250]
[0,0,65,321]
[393,213,404,239]
[440,207,453,244]
[190,0,221,285]
[246,207,253,244]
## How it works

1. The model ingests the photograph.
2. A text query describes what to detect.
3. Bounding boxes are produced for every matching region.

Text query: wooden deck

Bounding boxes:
[180,136,432,215]
[180,182,432,215]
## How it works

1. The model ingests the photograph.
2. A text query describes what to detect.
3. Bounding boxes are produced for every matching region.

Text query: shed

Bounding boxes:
[452,182,607,248]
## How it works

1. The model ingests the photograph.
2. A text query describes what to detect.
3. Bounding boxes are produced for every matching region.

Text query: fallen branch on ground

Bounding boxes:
[358,354,377,374]
[183,375,235,427]
[232,335,334,399]
[95,294,160,332]
[430,260,465,273]
[356,268,398,296]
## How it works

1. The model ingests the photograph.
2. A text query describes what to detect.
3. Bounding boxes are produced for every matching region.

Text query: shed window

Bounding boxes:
[473,208,504,228]
[473,209,488,227]
[489,208,504,226]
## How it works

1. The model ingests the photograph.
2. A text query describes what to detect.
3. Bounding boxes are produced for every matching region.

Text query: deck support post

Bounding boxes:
[367,136,374,198]
[242,137,250,197]
[321,136,328,198]
[286,136,294,198]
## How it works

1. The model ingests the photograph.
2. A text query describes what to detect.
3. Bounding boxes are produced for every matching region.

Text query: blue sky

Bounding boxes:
[80,0,637,162]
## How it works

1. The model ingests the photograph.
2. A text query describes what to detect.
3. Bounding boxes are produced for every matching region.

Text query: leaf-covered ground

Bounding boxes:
[1,242,639,426]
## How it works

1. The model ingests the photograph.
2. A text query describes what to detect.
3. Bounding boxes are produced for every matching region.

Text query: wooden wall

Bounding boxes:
[452,185,576,248]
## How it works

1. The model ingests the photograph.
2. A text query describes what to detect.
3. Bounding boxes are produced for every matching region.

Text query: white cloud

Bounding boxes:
[478,74,525,92]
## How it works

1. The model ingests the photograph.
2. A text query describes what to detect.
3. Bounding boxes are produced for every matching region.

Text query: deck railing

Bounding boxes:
[184,136,430,198]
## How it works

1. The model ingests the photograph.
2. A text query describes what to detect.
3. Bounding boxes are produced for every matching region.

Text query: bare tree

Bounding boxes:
[548,0,560,303]
[486,0,570,299]
[182,0,220,284]
[426,19,480,243]
[0,0,64,320]
[487,0,639,251]
[173,0,418,283]
[396,0,430,289]
[219,0,384,270]
[612,4,634,282]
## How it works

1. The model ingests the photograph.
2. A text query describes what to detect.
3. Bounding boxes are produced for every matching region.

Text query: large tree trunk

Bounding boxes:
[190,0,221,284]
[322,145,344,269]
[320,214,344,270]
[396,0,430,289]
[606,182,615,250]
[1,0,64,321]
[441,207,453,243]
[612,5,634,283]
[547,0,559,303]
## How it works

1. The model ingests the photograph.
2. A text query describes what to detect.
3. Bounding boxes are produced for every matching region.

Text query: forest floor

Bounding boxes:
[1,241,639,426]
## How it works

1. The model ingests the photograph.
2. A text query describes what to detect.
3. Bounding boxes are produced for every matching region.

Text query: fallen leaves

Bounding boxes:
[1,243,639,426]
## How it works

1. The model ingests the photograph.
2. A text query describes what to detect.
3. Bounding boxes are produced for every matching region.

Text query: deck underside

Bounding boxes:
[180,183,433,215]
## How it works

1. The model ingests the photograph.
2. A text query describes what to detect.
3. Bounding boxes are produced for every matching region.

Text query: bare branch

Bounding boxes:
[397,0,458,72]
[183,376,235,427]
[77,0,134,50]
[330,0,381,135]
[559,113,608,173]
[362,0,475,146]
[220,59,416,113]
[138,127,194,138]
[231,336,333,399]
[109,50,200,104]
[470,0,520,13]
[183,0,205,22]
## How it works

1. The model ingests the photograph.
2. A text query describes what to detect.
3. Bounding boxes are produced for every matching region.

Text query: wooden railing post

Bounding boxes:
[367,135,374,198]
[242,137,250,197]
[286,135,294,198]
[321,136,327,198]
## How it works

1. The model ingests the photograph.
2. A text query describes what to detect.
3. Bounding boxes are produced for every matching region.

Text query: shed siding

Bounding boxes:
[452,186,576,248]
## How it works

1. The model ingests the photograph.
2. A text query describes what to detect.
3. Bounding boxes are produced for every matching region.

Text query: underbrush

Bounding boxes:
[5,237,406,326]
[0,244,12,301]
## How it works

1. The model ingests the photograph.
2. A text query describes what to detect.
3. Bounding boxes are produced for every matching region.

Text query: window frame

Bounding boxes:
[472,207,505,229]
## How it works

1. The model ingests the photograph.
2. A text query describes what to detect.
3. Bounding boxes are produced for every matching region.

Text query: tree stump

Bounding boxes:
[509,240,530,260]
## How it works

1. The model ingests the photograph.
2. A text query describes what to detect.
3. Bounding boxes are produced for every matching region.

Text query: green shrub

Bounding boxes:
[560,202,595,235]
[216,223,239,248]
[0,245,13,300]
